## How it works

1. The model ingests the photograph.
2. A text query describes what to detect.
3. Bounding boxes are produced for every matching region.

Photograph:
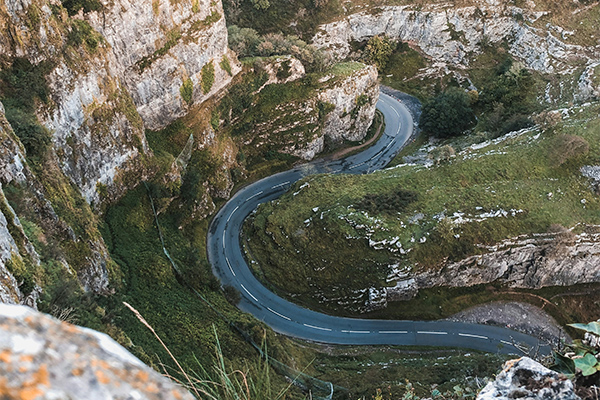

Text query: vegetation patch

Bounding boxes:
[61,0,102,16]
[201,61,215,94]
[0,58,54,161]
[180,78,194,105]
[68,20,103,53]
[219,55,232,76]
[137,29,182,72]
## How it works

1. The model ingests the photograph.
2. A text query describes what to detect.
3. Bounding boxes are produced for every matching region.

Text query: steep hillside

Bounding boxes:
[246,99,600,316]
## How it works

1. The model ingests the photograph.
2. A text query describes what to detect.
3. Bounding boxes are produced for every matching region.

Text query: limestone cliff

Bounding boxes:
[313,4,598,74]
[366,229,600,311]
[0,0,239,297]
[86,0,240,130]
[277,63,378,160]
[312,3,600,103]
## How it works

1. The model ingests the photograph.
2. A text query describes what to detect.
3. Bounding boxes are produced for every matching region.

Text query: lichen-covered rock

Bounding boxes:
[477,357,579,400]
[0,303,195,400]
[312,5,598,75]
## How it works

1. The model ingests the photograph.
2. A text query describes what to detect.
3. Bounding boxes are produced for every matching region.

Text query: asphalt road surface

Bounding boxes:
[207,91,551,356]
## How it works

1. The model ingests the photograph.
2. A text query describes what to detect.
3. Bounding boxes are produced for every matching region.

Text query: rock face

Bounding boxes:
[289,64,379,160]
[477,357,579,400]
[0,0,238,203]
[0,0,238,295]
[368,231,600,309]
[0,303,195,400]
[87,0,240,131]
[575,63,600,102]
[313,5,597,75]
[421,232,600,289]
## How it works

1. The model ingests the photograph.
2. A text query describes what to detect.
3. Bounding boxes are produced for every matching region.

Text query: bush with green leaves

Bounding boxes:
[227,26,329,72]
[419,88,475,138]
[61,0,102,15]
[0,58,53,161]
[554,322,600,379]
[220,55,233,76]
[364,35,396,72]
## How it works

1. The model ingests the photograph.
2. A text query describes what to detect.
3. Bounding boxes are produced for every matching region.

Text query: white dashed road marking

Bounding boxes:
[304,324,332,331]
[459,333,488,340]
[240,284,258,302]
[267,307,291,321]
[225,257,235,276]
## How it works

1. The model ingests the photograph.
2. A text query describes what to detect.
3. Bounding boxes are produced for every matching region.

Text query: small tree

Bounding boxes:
[419,88,475,138]
[365,35,396,72]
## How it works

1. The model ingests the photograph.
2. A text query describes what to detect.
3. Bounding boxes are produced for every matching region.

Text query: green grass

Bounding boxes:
[311,347,510,399]
[245,102,600,315]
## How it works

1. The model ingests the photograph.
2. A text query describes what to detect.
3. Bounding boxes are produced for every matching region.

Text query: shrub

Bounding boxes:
[419,88,475,138]
[223,285,241,304]
[550,135,589,166]
[365,35,396,72]
[276,60,291,80]
[68,20,101,52]
[0,58,53,160]
[219,55,232,76]
[201,61,215,94]
[180,78,193,105]
[356,189,418,216]
[60,0,102,15]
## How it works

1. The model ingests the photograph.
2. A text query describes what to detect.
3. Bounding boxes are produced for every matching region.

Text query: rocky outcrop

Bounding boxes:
[365,230,600,310]
[288,64,379,160]
[477,357,579,400]
[87,0,240,131]
[421,231,600,289]
[318,64,379,143]
[0,303,194,399]
[312,4,599,74]
[575,63,600,103]
[257,55,306,88]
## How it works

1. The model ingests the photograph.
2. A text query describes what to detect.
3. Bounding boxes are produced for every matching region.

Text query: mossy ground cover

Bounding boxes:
[245,102,600,315]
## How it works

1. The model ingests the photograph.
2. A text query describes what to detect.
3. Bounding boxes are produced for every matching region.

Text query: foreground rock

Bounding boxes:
[477,357,579,400]
[0,303,194,400]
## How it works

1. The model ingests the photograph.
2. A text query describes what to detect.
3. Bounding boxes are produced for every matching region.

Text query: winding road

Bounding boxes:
[207,91,551,356]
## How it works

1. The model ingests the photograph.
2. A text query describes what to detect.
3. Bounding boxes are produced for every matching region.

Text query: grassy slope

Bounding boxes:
[245,102,600,316]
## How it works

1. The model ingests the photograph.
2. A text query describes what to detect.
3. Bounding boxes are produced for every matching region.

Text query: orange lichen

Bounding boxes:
[20,354,34,363]
[95,370,111,385]
[135,370,149,382]
[19,386,43,400]
[145,382,160,393]
[71,368,84,376]
[172,389,183,399]
[0,350,11,363]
